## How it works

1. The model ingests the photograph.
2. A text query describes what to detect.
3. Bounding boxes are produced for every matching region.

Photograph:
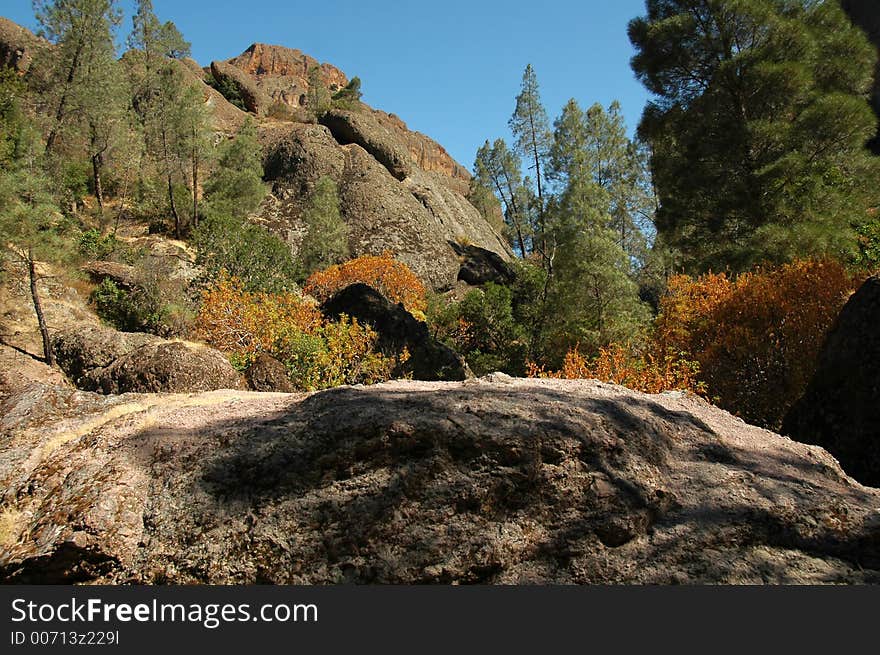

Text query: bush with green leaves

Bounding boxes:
[90,258,195,337]
[205,72,247,111]
[193,212,298,294]
[78,228,119,260]
[429,282,528,376]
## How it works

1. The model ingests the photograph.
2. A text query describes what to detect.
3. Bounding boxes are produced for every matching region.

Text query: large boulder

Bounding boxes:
[321,108,413,180]
[320,283,471,381]
[2,377,880,584]
[210,59,272,115]
[52,325,243,394]
[782,276,880,486]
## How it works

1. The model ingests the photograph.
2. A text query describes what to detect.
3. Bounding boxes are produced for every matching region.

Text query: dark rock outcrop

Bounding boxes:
[783,276,880,486]
[320,283,471,381]
[52,325,243,394]
[452,242,516,285]
[2,377,880,584]
[246,352,294,392]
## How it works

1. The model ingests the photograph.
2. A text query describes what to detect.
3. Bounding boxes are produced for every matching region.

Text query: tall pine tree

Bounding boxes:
[629,0,880,273]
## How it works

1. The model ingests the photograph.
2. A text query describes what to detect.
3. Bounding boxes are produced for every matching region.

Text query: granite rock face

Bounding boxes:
[2,377,880,584]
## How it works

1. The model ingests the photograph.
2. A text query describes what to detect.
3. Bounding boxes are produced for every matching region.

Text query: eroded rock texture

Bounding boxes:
[2,377,880,584]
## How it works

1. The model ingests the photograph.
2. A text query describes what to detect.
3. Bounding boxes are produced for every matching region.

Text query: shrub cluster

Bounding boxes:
[194,274,395,390]
[304,252,427,316]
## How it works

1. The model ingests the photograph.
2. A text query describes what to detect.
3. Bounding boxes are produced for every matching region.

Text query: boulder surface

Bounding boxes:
[2,377,880,584]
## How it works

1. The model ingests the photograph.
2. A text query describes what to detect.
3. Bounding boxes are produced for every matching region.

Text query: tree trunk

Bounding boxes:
[168,173,181,239]
[28,247,54,367]
[191,148,199,230]
[92,152,104,210]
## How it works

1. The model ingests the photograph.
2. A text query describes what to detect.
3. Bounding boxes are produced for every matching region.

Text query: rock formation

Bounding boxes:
[2,376,880,584]
[320,283,471,381]
[0,16,42,74]
[52,325,244,394]
[783,276,880,486]
[211,43,348,116]
[257,114,511,290]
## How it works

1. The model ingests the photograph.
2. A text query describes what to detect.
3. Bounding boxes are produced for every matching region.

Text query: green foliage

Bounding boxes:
[332,77,362,109]
[296,176,349,280]
[126,0,205,238]
[205,72,247,111]
[193,212,298,294]
[78,228,118,260]
[202,119,266,220]
[91,278,140,330]
[629,0,880,274]
[473,138,535,256]
[90,258,195,337]
[306,66,331,119]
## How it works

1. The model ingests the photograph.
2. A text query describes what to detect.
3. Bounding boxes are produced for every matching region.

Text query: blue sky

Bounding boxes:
[3,0,652,170]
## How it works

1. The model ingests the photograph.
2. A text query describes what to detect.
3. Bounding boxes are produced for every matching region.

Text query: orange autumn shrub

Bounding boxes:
[195,273,322,364]
[527,344,705,395]
[303,253,427,316]
[194,273,394,389]
[654,258,860,428]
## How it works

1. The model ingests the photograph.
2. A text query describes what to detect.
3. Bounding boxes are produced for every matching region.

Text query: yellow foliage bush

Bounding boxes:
[303,252,427,316]
[528,343,705,395]
[529,259,860,429]
[195,274,394,390]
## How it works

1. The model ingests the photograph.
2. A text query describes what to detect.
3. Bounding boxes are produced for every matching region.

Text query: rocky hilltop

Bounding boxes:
[204,40,509,288]
[0,18,510,290]
[206,42,510,289]
[2,373,880,584]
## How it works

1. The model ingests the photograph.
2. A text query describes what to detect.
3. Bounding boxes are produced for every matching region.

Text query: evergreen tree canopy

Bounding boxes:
[629,0,880,273]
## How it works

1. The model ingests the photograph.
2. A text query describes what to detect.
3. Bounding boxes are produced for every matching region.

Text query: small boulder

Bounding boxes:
[782,276,880,486]
[320,283,471,381]
[246,353,294,393]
